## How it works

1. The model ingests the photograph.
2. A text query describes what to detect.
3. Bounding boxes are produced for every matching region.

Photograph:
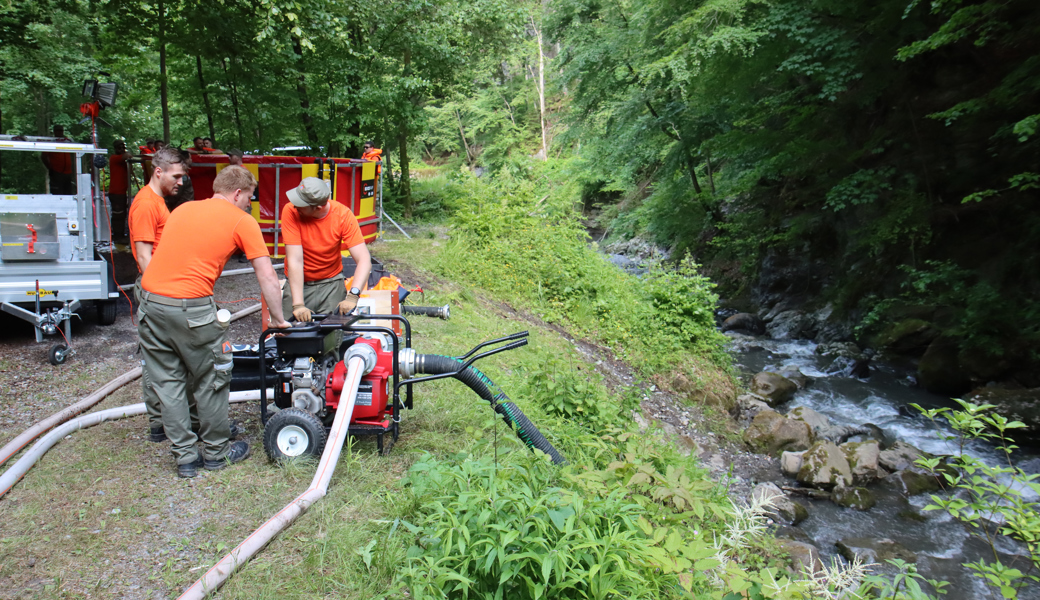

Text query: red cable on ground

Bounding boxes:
[99,166,136,325]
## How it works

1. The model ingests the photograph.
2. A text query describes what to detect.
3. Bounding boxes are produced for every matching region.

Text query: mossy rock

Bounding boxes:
[832,486,876,511]
[744,410,813,456]
[874,318,938,356]
[797,441,853,490]
[751,372,798,406]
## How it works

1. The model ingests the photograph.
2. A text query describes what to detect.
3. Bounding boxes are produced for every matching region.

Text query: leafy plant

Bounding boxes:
[912,399,1040,598]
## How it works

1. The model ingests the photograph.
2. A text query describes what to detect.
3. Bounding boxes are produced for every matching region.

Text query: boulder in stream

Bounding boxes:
[874,319,939,356]
[780,450,805,477]
[721,312,765,335]
[751,482,809,525]
[878,441,927,472]
[778,366,810,389]
[965,387,1040,445]
[737,394,772,420]
[744,410,813,456]
[787,406,830,433]
[832,486,877,510]
[836,537,917,564]
[766,310,816,340]
[797,441,853,490]
[751,372,798,406]
[883,468,942,496]
[918,336,971,396]
[841,440,882,485]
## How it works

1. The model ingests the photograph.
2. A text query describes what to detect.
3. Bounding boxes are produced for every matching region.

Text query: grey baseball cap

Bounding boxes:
[287,177,331,207]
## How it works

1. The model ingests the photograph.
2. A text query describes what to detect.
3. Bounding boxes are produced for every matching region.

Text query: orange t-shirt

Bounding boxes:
[128,185,169,264]
[281,201,365,282]
[142,198,269,298]
[109,153,128,195]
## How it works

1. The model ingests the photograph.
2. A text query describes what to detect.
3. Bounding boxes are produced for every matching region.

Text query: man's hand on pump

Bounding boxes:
[338,286,361,315]
[292,304,313,322]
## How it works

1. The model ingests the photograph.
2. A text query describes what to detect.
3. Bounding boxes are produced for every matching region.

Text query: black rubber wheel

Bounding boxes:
[495,402,566,465]
[49,344,69,366]
[96,299,117,325]
[263,408,328,463]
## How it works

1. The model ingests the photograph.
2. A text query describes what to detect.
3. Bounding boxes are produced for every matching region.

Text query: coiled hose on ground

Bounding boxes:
[415,354,566,464]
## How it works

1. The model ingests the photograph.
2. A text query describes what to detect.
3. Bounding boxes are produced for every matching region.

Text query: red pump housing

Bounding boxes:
[325,336,393,427]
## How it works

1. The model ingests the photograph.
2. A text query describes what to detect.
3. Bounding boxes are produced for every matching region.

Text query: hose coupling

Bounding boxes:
[344,342,377,375]
[397,347,417,379]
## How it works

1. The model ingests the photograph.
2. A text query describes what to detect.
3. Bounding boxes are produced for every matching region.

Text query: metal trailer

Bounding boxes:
[0,137,119,364]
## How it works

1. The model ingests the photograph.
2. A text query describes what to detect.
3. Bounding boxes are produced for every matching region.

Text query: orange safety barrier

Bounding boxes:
[188,155,381,257]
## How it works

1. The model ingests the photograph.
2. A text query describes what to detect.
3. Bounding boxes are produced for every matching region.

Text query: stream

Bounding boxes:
[728,333,1039,599]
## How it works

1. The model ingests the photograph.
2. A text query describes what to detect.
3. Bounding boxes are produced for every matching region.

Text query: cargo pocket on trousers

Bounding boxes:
[213,351,233,392]
[188,310,219,346]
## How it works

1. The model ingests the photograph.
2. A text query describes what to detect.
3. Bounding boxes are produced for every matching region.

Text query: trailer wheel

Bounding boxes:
[96,299,117,325]
[49,344,69,366]
[263,408,327,464]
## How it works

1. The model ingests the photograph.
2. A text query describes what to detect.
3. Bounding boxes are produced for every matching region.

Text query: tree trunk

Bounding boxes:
[398,130,411,219]
[705,151,716,195]
[686,157,703,195]
[382,142,396,190]
[290,35,319,149]
[398,46,413,217]
[158,0,170,143]
[455,109,473,165]
[221,58,245,148]
[196,55,216,141]
[532,17,548,159]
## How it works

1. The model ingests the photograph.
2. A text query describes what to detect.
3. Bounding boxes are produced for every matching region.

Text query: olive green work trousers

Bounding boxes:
[137,293,233,465]
[281,272,347,318]
[136,279,198,431]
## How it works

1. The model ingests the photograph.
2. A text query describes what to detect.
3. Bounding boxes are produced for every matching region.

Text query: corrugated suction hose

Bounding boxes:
[414,354,566,464]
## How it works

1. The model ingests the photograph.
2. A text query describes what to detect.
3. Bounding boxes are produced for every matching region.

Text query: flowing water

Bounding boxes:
[729,333,1039,599]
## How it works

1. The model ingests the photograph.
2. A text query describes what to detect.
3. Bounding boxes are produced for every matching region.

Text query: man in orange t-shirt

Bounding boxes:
[108,140,130,243]
[128,146,186,273]
[139,166,289,478]
[280,177,371,325]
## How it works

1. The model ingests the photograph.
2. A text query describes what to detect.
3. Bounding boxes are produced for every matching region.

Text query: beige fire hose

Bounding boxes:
[178,353,368,599]
[0,303,260,469]
[0,390,268,499]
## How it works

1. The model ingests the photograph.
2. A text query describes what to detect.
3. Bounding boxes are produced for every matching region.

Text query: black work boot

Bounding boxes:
[229,420,245,440]
[149,425,168,443]
[205,441,251,471]
[177,455,204,478]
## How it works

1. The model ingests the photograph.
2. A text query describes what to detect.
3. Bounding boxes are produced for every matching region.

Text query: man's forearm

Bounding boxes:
[287,247,305,305]
[348,244,372,291]
[252,257,287,324]
[135,242,153,272]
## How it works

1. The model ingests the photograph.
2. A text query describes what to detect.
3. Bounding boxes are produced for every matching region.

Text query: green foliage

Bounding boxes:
[521,358,627,431]
[397,452,709,599]
[857,260,1040,361]
[431,165,728,372]
[912,399,1040,598]
[860,560,949,599]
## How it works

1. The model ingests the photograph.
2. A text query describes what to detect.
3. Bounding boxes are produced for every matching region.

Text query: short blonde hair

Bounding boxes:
[213,165,257,195]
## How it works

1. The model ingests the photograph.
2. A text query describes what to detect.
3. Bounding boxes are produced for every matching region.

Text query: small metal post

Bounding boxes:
[273,164,281,258]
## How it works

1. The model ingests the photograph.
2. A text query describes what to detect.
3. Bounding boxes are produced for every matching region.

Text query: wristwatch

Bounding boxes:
[348,286,361,297]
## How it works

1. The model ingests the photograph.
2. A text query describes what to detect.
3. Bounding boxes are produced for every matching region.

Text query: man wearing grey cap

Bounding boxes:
[281,177,372,326]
